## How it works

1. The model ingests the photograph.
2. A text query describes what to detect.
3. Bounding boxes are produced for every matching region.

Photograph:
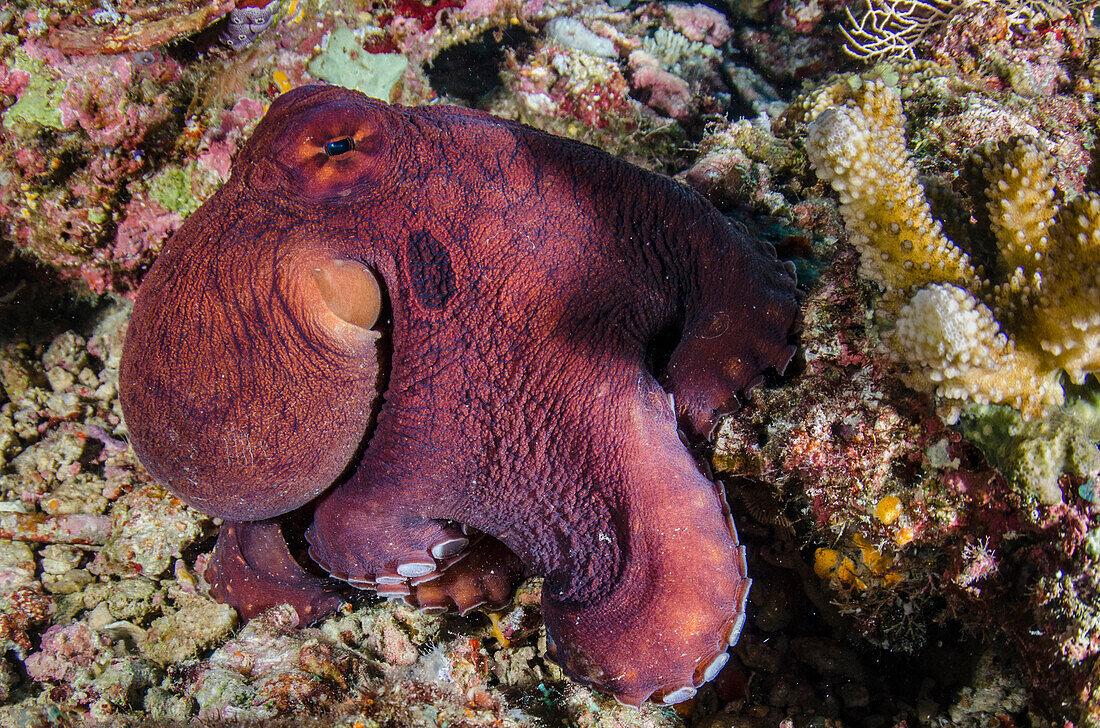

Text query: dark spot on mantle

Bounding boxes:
[405,230,455,311]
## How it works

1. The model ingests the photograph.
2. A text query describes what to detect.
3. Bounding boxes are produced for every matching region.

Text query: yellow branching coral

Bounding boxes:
[990,172,1100,384]
[892,283,1061,417]
[804,85,977,297]
[801,78,1100,421]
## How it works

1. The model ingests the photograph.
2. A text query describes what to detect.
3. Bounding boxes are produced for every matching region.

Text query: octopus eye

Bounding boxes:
[324,136,355,157]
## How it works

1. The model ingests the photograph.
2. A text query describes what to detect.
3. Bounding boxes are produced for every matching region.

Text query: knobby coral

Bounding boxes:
[800,77,1100,422]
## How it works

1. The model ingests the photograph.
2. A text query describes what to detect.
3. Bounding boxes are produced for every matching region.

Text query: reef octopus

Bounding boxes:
[119,84,800,706]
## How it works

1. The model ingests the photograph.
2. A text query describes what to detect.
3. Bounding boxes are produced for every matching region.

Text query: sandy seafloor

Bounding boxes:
[1,0,1100,725]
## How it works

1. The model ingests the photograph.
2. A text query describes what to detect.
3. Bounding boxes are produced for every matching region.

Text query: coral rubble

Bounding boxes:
[0,293,676,726]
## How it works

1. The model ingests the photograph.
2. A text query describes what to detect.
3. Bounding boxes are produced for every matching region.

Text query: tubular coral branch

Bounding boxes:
[1015,193,1100,383]
[803,80,977,298]
[892,283,1062,417]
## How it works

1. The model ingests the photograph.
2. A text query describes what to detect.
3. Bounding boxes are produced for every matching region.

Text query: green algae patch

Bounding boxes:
[308,26,408,101]
[2,51,66,133]
[147,163,205,217]
[958,389,1100,505]
[140,595,238,665]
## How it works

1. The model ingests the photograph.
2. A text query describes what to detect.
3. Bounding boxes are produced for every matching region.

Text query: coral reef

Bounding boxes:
[491,3,740,170]
[718,42,1098,720]
[713,239,1100,725]
[674,32,1099,718]
[841,0,1081,67]
[0,0,749,289]
[0,0,1098,724]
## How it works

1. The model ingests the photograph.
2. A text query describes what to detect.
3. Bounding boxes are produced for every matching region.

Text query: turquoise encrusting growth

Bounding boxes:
[958,391,1100,506]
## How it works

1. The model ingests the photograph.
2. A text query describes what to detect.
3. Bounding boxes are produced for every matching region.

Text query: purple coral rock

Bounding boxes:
[220,1,280,51]
[666,3,733,45]
[24,623,110,683]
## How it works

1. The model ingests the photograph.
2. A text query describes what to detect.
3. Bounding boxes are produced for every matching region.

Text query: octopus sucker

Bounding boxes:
[698,651,731,683]
[119,84,800,703]
[430,536,469,559]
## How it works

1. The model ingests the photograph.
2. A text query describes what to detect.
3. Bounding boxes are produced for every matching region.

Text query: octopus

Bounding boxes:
[119,84,800,706]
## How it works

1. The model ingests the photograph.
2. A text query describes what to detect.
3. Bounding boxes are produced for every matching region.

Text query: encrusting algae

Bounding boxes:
[799,74,1100,423]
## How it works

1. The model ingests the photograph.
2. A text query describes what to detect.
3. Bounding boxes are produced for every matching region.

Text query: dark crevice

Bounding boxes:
[426,28,534,106]
[644,319,683,382]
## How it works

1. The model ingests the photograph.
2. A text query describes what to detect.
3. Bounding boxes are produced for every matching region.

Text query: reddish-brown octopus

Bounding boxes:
[119,84,800,706]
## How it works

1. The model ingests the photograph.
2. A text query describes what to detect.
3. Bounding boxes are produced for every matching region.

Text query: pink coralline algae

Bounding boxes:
[628,54,694,121]
[15,42,183,148]
[194,97,267,180]
[902,6,1093,194]
[0,28,275,292]
[24,622,111,683]
[665,3,733,44]
[53,56,174,148]
[380,0,466,33]
[1,40,186,292]
[112,197,185,271]
[0,63,31,99]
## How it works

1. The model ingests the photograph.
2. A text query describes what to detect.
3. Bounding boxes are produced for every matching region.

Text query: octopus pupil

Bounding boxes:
[325,137,354,157]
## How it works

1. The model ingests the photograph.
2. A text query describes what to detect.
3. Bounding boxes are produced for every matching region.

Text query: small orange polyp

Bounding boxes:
[310,258,382,330]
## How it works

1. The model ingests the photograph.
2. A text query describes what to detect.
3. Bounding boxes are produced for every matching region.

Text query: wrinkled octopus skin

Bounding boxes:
[119,84,799,707]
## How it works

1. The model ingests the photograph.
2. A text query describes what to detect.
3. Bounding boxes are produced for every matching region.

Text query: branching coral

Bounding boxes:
[840,0,1074,60]
[841,0,956,60]
[801,77,1099,422]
